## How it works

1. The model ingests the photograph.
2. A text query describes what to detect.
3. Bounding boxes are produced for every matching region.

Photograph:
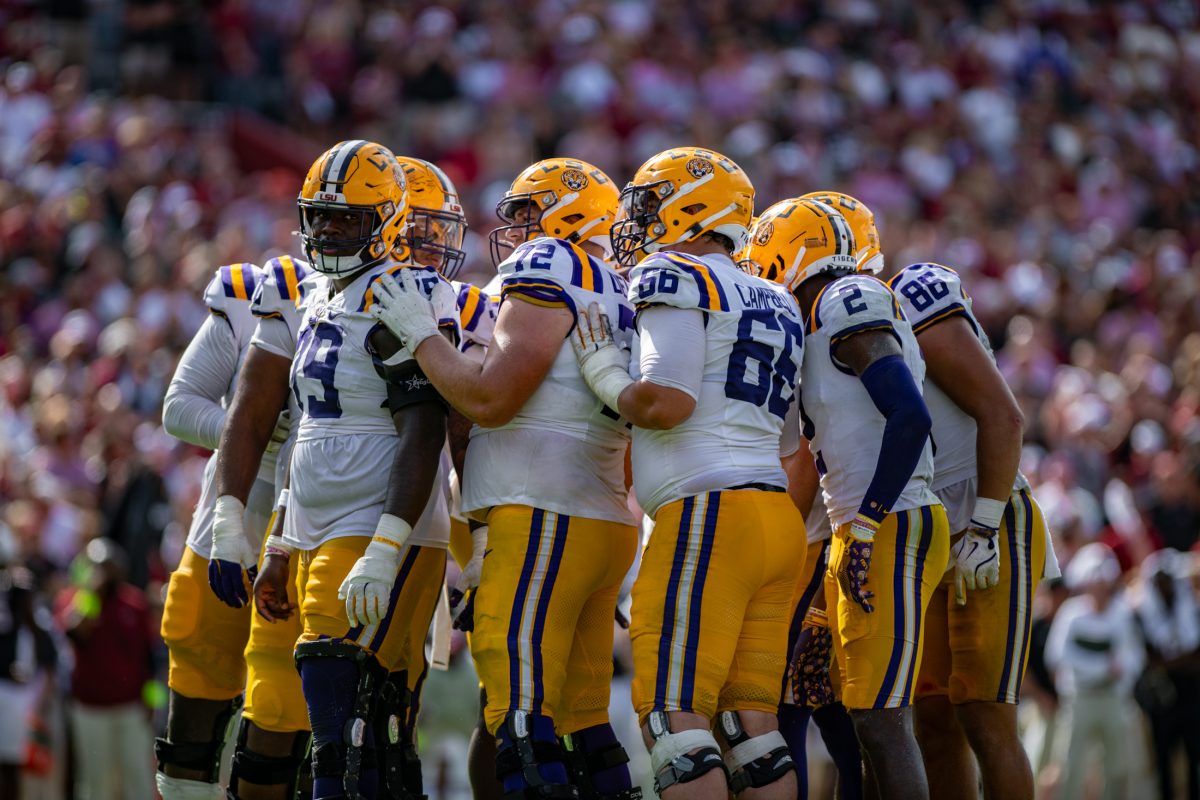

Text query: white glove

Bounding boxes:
[264,410,291,455]
[570,302,633,411]
[456,525,488,596]
[210,495,256,569]
[369,269,444,350]
[339,513,413,627]
[952,526,1001,600]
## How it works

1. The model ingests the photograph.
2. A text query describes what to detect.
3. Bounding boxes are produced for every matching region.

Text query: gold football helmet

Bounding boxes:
[489,158,619,266]
[611,147,754,268]
[741,198,857,293]
[396,157,468,279]
[298,140,408,277]
[800,191,883,275]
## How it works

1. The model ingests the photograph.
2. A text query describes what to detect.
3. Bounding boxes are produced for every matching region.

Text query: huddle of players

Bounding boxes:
[156,140,1058,800]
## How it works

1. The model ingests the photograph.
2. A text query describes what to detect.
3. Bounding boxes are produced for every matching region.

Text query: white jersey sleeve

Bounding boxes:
[887,262,973,336]
[203,263,263,349]
[814,274,904,364]
[250,256,312,359]
[628,253,723,312]
[162,314,238,450]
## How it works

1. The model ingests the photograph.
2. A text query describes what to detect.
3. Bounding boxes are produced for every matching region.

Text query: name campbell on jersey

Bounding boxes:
[627,251,804,517]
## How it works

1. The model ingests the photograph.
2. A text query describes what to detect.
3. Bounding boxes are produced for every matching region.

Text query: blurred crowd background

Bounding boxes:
[0,0,1198,797]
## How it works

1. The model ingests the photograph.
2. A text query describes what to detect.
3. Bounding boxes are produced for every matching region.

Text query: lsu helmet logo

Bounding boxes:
[561,168,589,191]
[686,157,714,178]
[753,221,774,246]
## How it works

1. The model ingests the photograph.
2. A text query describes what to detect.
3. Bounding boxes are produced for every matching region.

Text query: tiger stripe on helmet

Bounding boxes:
[322,140,368,193]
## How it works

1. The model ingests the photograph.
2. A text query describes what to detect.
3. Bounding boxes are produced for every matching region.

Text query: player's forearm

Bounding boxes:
[617,380,694,430]
[383,403,448,526]
[161,390,226,450]
[858,355,932,520]
[971,399,1024,507]
[215,395,278,501]
[414,334,518,427]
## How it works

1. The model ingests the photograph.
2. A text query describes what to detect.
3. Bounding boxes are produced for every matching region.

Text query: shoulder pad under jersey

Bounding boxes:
[811,274,903,344]
[887,262,974,335]
[452,281,497,349]
[251,255,311,321]
[204,263,263,315]
[497,237,608,312]
[627,251,732,312]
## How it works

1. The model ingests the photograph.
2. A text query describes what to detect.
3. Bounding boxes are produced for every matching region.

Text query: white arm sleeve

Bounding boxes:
[249,316,297,360]
[780,395,801,457]
[162,315,238,449]
[637,306,705,400]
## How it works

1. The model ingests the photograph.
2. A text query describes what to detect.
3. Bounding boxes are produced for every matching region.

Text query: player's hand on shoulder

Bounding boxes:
[370,269,441,349]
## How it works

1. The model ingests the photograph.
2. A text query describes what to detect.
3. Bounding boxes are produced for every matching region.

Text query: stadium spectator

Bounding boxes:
[1130,548,1200,800]
[1045,542,1145,800]
[55,538,156,800]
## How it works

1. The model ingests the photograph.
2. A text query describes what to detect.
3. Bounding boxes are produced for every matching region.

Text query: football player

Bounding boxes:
[212,254,314,800]
[395,154,502,800]
[159,261,291,800]
[744,198,949,800]
[366,158,642,800]
[250,140,459,800]
[883,255,1053,800]
[570,147,806,800]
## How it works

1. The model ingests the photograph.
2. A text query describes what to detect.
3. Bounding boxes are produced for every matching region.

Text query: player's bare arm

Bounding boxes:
[411,295,571,427]
[215,345,292,501]
[916,315,1024,509]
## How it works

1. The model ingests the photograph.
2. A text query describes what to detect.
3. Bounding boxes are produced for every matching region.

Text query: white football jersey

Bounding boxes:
[462,237,637,525]
[800,273,939,527]
[626,251,804,518]
[889,262,1031,533]
[184,263,275,556]
[284,262,460,549]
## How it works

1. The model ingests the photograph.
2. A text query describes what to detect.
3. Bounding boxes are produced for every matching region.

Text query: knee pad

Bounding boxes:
[645,711,726,795]
[561,728,641,800]
[295,639,384,799]
[155,696,242,783]
[716,711,794,794]
[375,670,425,800]
[228,719,311,798]
[495,711,578,800]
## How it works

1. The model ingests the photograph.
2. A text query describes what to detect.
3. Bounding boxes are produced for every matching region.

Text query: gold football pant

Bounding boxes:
[915,488,1048,705]
[631,489,807,723]
[470,505,638,735]
[295,536,446,676]
[242,536,307,733]
[161,546,250,701]
[827,504,950,710]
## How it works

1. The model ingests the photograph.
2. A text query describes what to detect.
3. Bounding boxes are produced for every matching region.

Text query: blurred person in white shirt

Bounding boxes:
[1045,542,1144,800]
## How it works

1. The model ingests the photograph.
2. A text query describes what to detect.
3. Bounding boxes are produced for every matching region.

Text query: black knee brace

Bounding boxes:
[495,712,579,800]
[155,695,242,783]
[645,711,726,794]
[294,639,384,800]
[717,711,794,794]
[227,719,311,799]
[375,670,426,800]
[561,733,642,800]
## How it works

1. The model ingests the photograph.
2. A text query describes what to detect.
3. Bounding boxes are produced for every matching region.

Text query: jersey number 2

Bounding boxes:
[295,321,343,419]
[724,308,802,419]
